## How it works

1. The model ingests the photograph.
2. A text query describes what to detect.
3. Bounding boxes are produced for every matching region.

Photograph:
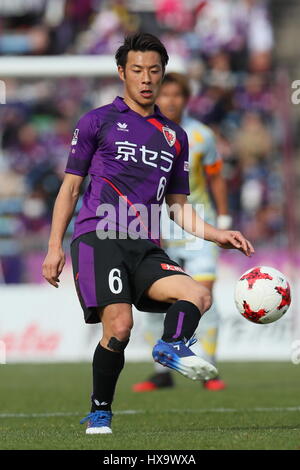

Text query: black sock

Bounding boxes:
[91,343,125,412]
[162,300,201,343]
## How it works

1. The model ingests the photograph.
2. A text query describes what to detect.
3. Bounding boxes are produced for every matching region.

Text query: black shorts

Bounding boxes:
[70,231,189,324]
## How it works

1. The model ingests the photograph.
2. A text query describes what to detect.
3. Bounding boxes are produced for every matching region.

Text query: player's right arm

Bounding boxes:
[43,110,98,287]
[42,173,84,287]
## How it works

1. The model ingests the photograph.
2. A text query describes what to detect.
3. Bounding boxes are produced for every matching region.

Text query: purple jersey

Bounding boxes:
[65,96,190,245]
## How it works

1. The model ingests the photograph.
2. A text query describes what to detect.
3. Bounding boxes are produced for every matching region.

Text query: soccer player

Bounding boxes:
[42,33,254,435]
[133,73,231,393]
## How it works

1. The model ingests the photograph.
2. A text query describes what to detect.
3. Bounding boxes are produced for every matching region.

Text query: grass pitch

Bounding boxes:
[0,361,300,450]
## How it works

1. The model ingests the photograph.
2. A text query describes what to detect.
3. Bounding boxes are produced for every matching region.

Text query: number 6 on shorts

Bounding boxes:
[108,268,123,294]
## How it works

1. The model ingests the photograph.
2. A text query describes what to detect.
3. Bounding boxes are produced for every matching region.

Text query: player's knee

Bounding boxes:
[101,303,133,343]
[104,318,133,352]
[184,284,212,314]
[201,291,212,313]
[110,318,133,342]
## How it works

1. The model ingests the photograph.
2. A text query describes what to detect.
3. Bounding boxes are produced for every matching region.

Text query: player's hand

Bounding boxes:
[42,247,66,288]
[214,230,254,257]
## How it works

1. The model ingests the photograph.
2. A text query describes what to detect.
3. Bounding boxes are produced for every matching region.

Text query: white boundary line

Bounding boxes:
[0,407,300,419]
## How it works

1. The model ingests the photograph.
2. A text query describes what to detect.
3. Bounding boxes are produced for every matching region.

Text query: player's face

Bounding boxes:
[156,82,187,124]
[118,50,163,114]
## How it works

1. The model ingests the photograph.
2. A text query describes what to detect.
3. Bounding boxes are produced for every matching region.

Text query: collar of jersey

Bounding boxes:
[113,96,164,119]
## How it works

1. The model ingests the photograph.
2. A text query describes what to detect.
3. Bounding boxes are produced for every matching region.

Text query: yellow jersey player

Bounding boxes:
[133,72,232,392]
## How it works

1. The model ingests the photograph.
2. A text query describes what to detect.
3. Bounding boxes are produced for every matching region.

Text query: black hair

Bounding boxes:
[115,33,169,72]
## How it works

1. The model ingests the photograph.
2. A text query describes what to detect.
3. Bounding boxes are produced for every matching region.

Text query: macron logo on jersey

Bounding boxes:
[117,122,128,132]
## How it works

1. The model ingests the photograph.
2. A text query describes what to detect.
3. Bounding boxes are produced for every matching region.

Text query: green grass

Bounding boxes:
[0,362,300,450]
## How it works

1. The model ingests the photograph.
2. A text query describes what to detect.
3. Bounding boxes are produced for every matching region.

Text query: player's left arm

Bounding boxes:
[208,172,232,229]
[165,193,254,257]
[203,128,232,229]
[209,172,227,215]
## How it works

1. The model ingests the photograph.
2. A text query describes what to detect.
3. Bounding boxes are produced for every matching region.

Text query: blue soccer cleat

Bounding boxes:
[80,410,113,434]
[152,339,218,381]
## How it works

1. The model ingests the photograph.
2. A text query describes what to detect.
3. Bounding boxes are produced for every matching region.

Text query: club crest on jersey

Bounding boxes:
[162,126,176,147]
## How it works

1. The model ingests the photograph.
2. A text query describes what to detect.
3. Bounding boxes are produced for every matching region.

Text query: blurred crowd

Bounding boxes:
[0,0,287,283]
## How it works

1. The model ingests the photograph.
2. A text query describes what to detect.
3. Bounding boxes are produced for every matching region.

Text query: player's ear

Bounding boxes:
[118,65,126,82]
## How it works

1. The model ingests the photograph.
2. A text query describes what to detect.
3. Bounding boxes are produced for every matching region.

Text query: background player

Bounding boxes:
[42,33,254,435]
[133,73,232,392]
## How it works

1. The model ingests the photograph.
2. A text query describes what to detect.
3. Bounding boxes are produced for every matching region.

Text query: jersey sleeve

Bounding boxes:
[202,127,223,176]
[166,131,190,195]
[65,112,99,177]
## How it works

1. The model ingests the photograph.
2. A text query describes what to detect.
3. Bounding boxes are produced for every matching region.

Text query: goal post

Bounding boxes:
[0,54,185,77]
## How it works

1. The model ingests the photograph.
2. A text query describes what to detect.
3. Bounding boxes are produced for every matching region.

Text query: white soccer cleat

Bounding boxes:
[85,426,112,435]
[80,410,113,434]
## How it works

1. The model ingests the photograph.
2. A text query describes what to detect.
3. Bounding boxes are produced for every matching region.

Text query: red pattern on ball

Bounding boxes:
[242,301,267,322]
[275,283,291,310]
[240,267,273,289]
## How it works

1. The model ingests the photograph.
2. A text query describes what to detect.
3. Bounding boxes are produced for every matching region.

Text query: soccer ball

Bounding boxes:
[234,266,291,324]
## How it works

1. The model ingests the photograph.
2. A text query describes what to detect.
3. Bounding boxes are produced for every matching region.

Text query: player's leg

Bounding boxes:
[133,271,212,390]
[183,240,226,390]
[143,278,224,391]
[190,279,216,362]
[71,232,134,434]
[147,273,212,334]
[133,261,220,392]
[92,302,133,412]
[189,279,226,390]
[146,274,218,381]
[133,247,218,381]
[81,302,133,434]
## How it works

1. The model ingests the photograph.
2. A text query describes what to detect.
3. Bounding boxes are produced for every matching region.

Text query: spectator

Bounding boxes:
[234,111,273,170]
